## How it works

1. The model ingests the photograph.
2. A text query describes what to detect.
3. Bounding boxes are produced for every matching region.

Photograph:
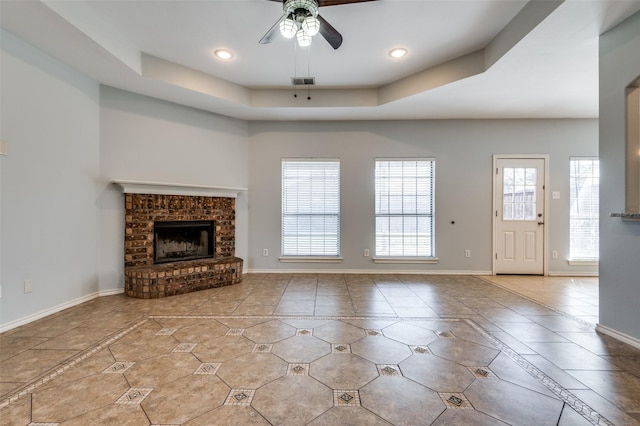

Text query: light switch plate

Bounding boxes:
[552,191,560,199]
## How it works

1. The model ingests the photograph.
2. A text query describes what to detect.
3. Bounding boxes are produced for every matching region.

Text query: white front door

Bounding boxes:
[494,158,546,275]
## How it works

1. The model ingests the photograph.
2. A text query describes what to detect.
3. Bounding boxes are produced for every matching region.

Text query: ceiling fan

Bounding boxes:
[259,0,377,50]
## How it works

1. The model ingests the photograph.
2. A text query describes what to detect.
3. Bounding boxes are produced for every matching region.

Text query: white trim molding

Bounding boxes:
[596,323,640,350]
[112,180,247,198]
[373,257,439,264]
[247,268,491,275]
[0,288,124,333]
[567,259,599,266]
[279,257,343,263]
[548,271,599,277]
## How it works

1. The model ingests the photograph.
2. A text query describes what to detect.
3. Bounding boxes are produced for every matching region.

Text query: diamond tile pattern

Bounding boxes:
[334,390,361,407]
[0,274,626,425]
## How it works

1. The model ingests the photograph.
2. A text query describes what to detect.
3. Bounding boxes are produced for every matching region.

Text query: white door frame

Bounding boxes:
[492,154,549,276]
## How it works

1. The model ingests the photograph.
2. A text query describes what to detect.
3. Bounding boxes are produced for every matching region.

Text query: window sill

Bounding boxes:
[372,257,439,264]
[567,259,599,266]
[611,212,640,221]
[279,257,343,263]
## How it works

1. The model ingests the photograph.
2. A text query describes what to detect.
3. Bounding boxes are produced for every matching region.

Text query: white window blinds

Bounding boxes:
[375,159,434,257]
[570,158,599,260]
[282,160,340,257]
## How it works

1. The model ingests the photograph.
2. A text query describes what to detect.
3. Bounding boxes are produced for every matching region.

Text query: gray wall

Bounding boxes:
[1,30,100,328]
[599,11,640,341]
[0,25,604,330]
[98,87,250,292]
[248,119,598,274]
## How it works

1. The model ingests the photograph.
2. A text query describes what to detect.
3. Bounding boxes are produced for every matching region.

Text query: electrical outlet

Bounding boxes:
[552,250,558,259]
[263,248,269,257]
[465,250,471,258]
[364,249,370,257]
[24,279,33,293]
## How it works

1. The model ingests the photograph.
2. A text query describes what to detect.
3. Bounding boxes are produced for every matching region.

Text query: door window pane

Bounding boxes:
[503,167,537,221]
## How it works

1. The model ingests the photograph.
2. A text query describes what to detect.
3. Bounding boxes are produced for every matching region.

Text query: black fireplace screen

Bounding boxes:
[154,220,214,264]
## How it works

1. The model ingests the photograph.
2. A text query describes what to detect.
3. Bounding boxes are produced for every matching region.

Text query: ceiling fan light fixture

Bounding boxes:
[389,48,408,58]
[296,29,312,47]
[302,16,320,36]
[280,17,298,38]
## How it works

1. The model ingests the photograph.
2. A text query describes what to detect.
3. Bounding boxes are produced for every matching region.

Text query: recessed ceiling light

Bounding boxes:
[214,49,233,60]
[389,48,407,59]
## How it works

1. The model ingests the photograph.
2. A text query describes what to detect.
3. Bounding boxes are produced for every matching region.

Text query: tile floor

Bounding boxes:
[1,274,639,425]
[481,275,600,324]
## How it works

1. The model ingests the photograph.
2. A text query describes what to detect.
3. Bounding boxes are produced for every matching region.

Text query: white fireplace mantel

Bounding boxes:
[112,180,247,198]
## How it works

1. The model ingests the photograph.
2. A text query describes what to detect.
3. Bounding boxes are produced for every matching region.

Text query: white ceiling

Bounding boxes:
[2,0,640,121]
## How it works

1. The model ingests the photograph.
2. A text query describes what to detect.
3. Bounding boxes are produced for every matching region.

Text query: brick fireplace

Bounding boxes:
[118,183,244,298]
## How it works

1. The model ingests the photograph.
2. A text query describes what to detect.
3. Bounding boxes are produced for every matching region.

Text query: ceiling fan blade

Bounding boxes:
[317,14,343,49]
[318,0,377,6]
[259,15,285,44]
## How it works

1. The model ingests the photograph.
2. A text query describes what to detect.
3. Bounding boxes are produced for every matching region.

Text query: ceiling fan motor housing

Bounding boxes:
[284,0,319,19]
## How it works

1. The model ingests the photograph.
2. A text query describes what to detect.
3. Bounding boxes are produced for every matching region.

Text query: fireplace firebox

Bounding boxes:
[154,220,214,264]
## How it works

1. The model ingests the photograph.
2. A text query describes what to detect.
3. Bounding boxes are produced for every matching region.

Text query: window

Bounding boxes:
[281,159,340,257]
[375,159,434,257]
[570,158,599,260]
[502,167,537,221]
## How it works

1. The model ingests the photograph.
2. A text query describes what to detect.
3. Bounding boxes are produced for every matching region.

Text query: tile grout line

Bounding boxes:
[0,319,149,409]
[2,311,614,425]
[475,276,597,328]
[464,318,613,426]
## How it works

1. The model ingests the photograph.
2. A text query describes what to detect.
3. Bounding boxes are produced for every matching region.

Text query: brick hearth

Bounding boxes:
[123,193,242,298]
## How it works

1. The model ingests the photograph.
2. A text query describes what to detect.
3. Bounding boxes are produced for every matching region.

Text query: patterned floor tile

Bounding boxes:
[193,362,221,375]
[333,390,361,407]
[141,375,230,424]
[252,376,332,425]
[287,363,310,376]
[331,343,351,353]
[115,388,153,405]
[0,274,631,426]
[252,343,273,353]
[410,345,432,355]
[361,376,445,425]
[439,392,473,410]
[224,389,255,406]
[377,364,401,376]
[468,366,498,379]
[101,361,135,374]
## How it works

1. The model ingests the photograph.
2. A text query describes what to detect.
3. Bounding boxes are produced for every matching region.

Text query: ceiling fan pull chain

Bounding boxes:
[307,43,312,100]
[293,41,298,98]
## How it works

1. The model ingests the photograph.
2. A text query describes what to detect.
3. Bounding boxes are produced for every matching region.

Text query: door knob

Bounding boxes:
[538,222,544,226]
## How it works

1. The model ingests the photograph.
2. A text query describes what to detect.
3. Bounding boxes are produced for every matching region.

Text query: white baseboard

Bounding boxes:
[245,268,492,275]
[548,271,599,277]
[0,287,124,334]
[596,323,640,350]
[99,288,124,296]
